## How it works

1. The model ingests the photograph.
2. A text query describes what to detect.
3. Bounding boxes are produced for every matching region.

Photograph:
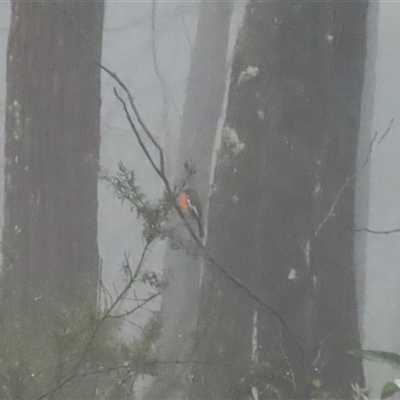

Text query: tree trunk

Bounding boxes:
[149,2,233,398]
[2,1,104,323]
[191,1,369,398]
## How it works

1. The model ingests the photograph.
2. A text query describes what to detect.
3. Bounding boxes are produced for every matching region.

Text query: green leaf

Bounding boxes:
[353,350,400,369]
[312,379,322,389]
[381,381,400,399]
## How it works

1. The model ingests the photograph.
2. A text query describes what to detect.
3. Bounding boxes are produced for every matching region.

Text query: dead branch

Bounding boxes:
[110,292,160,319]
[315,119,394,237]
[377,117,394,144]
[337,215,400,235]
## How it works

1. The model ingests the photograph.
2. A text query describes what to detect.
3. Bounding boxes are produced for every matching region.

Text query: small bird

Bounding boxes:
[179,187,204,238]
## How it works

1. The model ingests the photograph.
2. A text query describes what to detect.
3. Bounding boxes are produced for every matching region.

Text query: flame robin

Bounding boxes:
[179,188,204,238]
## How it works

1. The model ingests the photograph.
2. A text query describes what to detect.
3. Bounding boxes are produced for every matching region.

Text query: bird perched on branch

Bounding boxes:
[179,187,204,238]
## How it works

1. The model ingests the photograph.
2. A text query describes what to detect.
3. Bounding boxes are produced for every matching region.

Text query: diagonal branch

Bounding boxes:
[315,119,393,237]
[102,67,306,361]
[377,117,394,144]
[113,88,163,178]
[100,64,165,176]
[110,292,160,319]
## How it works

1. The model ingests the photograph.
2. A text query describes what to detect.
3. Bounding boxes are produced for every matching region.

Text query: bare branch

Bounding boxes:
[279,340,296,397]
[315,119,394,237]
[315,176,351,237]
[113,87,163,178]
[102,66,166,175]
[354,227,400,235]
[179,5,193,51]
[110,293,160,319]
[377,117,394,144]
[337,216,400,235]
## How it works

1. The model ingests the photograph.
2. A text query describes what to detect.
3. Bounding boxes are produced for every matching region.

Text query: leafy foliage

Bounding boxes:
[381,382,400,400]
[356,350,400,369]
[0,299,161,400]
[101,162,172,244]
[101,161,197,245]
[101,161,203,257]
[353,349,400,399]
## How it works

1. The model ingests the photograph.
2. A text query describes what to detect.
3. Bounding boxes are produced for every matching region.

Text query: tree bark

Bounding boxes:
[191,1,369,398]
[2,0,104,322]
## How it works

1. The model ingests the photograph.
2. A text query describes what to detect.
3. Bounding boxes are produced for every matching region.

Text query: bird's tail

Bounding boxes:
[197,219,204,238]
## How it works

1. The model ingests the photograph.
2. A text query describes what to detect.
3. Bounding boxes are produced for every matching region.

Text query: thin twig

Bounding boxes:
[101,66,166,176]
[315,119,393,237]
[110,293,160,319]
[279,341,296,397]
[337,216,400,235]
[113,87,163,178]
[377,117,394,144]
[354,227,400,235]
[97,258,103,316]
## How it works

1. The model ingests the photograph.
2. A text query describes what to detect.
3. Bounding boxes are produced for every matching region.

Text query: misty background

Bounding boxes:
[0,1,399,399]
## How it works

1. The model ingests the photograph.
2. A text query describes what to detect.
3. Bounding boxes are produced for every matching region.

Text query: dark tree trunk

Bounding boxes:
[191,1,369,398]
[149,2,233,398]
[2,1,104,322]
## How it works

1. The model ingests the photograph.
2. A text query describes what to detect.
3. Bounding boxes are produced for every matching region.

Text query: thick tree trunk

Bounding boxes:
[2,1,104,322]
[191,1,369,398]
[149,2,233,398]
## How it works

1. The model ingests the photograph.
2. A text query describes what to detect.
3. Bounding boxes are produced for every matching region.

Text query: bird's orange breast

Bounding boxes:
[180,194,188,211]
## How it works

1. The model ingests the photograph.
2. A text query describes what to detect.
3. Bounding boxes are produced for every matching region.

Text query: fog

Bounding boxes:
[0,1,399,399]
